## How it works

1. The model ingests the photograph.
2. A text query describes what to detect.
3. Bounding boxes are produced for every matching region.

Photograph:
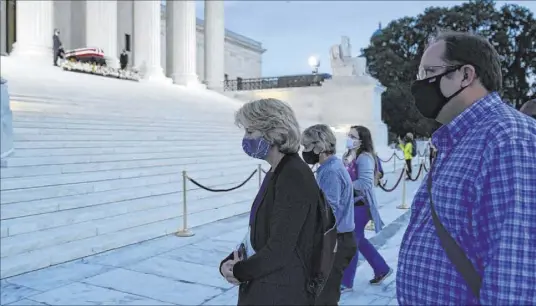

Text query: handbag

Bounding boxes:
[427,161,482,299]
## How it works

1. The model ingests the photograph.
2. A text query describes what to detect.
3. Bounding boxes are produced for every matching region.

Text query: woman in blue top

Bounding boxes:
[301,124,357,304]
[341,125,392,292]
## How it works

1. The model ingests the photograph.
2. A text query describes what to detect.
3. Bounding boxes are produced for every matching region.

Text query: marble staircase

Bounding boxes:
[0,60,264,278]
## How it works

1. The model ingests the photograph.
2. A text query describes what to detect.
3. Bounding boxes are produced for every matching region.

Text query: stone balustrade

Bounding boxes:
[1,77,14,164]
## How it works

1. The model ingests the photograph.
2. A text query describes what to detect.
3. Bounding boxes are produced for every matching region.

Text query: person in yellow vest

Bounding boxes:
[398,133,414,180]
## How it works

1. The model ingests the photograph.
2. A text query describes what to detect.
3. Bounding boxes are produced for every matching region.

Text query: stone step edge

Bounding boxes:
[12,108,238,126]
[0,155,259,179]
[0,160,260,191]
[0,191,259,258]
[0,201,251,279]
[0,173,260,218]
[0,184,259,238]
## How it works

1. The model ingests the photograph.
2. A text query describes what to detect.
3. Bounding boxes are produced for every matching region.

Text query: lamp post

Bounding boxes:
[308,55,320,75]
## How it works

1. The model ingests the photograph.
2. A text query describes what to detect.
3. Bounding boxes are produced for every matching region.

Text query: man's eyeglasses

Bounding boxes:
[417,65,463,80]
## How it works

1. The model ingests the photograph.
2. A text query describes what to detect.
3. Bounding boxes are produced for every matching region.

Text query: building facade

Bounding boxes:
[0,0,265,88]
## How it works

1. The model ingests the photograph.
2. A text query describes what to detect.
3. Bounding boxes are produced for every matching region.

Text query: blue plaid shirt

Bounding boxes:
[397,92,536,305]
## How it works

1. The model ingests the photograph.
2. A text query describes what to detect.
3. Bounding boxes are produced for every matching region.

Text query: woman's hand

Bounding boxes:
[220,251,242,285]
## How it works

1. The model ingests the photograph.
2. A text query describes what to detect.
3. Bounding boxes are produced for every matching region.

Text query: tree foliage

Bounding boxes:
[363,0,536,138]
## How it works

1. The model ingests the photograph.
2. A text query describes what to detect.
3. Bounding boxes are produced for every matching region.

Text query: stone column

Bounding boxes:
[204,0,225,90]
[165,2,174,78]
[0,0,7,55]
[86,0,119,68]
[133,0,170,83]
[169,0,200,87]
[11,0,54,61]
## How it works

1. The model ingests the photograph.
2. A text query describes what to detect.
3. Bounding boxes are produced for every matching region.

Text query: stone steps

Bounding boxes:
[0,102,258,278]
[1,158,258,189]
[13,127,238,137]
[0,167,260,209]
[10,144,222,158]
[3,146,247,166]
[0,154,259,179]
[0,61,257,278]
[0,198,252,279]
[0,178,257,238]
[0,181,257,258]
[14,133,239,143]
[12,116,240,132]
[1,161,261,213]
[12,105,238,123]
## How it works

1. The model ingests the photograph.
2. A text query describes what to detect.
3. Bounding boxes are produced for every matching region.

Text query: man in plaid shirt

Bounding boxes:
[397,31,536,304]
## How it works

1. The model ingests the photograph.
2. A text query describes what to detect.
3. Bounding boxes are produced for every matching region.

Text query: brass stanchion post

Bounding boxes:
[397,165,409,210]
[176,170,195,237]
[393,155,396,173]
[257,164,262,187]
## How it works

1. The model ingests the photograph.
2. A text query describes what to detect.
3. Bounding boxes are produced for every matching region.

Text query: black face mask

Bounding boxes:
[411,67,468,119]
[302,150,319,165]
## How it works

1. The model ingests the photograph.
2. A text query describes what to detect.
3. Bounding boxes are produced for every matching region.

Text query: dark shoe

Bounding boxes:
[369,268,392,285]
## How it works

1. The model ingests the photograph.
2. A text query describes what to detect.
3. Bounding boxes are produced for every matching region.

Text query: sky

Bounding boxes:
[195,1,536,78]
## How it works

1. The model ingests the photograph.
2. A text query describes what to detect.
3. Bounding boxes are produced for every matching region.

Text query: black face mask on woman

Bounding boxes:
[301,150,319,165]
[411,67,468,119]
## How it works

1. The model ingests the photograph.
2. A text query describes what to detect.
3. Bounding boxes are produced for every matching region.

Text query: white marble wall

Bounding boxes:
[224,42,263,79]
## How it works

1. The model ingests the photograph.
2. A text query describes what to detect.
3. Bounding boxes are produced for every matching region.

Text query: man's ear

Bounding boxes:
[461,65,477,86]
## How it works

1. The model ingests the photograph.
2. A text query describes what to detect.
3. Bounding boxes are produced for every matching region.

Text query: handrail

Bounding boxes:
[175,161,427,236]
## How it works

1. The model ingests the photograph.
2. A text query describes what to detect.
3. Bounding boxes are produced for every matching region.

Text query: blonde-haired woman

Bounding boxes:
[219,98,320,305]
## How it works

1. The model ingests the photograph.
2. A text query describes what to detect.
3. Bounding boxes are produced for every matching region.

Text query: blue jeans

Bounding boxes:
[341,205,390,288]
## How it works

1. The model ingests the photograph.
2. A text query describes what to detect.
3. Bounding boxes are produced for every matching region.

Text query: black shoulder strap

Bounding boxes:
[427,161,482,299]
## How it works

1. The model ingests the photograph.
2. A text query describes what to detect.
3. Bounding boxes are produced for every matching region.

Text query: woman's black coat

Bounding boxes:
[220,153,321,305]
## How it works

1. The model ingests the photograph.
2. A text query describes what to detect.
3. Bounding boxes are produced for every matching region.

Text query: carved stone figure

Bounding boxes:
[329,36,368,77]
[339,36,352,59]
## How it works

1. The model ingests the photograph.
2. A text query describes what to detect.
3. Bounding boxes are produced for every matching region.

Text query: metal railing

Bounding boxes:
[223,74,330,92]
[175,159,430,237]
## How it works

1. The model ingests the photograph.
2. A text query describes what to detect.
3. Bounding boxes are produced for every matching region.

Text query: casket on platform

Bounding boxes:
[64,47,106,66]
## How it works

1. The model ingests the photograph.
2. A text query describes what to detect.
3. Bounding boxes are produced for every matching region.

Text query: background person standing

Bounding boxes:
[398,133,413,180]
[52,29,62,66]
[119,49,129,70]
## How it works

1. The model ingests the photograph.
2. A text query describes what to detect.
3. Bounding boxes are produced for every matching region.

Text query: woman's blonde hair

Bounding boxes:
[301,124,336,154]
[234,98,301,154]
